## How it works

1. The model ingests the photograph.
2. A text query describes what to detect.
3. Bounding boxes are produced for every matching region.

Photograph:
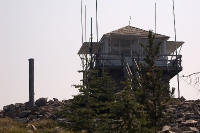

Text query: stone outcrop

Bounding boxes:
[0,98,70,123]
[161,98,200,133]
[1,97,200,133]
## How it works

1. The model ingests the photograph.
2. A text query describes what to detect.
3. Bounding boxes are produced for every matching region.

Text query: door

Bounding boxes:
[120,40,131,64]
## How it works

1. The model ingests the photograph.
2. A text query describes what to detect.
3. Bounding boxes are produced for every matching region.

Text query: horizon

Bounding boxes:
[1,0,200,109]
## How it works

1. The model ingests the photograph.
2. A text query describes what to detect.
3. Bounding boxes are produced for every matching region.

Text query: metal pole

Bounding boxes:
[85,5,87,42]
[90,17,93,68]
[155,3,156,33]
[172,0,180,98]
[28,58,34,107]
[96,0,98,42]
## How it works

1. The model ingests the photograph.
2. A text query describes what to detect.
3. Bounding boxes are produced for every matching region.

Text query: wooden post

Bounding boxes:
[29,58,34,107]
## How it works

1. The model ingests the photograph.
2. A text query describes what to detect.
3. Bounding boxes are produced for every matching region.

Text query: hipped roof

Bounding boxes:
[102,25,169,39]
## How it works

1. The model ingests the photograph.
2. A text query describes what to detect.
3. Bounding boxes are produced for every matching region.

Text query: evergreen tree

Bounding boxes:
[136,30,173,132]
[65,30,174,133]
[108,78,147,133]
[66,52,117,132]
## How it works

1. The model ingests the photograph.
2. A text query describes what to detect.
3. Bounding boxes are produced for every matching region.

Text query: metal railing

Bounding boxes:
[94,53,182,69]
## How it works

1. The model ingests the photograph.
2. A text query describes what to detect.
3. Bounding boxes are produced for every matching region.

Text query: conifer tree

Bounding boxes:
[65,30,174,133]
[66,53,117,132]
[136,30,173,132]
[108,78,147,133]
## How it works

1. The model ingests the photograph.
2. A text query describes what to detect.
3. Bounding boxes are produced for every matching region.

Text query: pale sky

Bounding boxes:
[0,0,200,109]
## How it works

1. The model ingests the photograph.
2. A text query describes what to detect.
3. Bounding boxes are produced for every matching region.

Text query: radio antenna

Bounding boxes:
[155,3,156,33]
[172,0,180,98]
[81,0,83,45]
[96,0,98,42]
[85,5,87,42]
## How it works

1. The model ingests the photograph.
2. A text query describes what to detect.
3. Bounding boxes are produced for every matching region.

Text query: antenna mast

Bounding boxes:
[90,17,93,68]
[85,5,87,42]
[172,0,180,98]
[81,0,83,45]
[155,3,156,33]
[96,0,98,42]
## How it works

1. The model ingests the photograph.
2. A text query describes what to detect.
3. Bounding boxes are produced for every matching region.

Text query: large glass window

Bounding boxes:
[120,40,131,57]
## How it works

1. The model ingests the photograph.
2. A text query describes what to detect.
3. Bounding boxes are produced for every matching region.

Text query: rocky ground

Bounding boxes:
[160,97,200,133]
[1,97,200,133]
[0,98,70,124]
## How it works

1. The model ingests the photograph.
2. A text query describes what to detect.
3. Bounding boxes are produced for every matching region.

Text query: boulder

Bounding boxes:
[35,98,47,107]
[18,110,31,118]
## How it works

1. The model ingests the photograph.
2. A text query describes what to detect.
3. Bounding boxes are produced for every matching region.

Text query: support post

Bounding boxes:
[29,58,34,107]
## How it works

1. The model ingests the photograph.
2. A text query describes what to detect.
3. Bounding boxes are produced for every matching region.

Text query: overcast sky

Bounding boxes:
[0,0,200,109]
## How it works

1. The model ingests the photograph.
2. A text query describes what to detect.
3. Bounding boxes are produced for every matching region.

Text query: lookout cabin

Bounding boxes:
[78,26,184,86]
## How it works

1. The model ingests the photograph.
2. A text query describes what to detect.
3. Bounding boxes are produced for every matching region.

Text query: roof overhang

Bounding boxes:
[166,41,184,54]
[78,42,103,54]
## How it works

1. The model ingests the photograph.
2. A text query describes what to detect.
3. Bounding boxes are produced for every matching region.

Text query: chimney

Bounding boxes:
[28,58,34,107]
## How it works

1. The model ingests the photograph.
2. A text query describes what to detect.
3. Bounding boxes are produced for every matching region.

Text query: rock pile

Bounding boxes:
[161,98,200,133]
[1,97,200,133]
[0,98,70,123]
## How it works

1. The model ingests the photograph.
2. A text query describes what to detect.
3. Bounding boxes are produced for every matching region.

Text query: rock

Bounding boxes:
[53,98,58,101]
[162,125,171,132]
[0,113,3,118]
[18,111,31,118]
[31,124,37,130]
[35,98,47,107]
[54,126,61,132]
[19,117,29,123]
[15,103,22,108]
[180,96,186,102]
[189,127,199,133]
[1,97,73,125]
[3,104,15,111]
[170,127,182,133]
[28,115,37,120]
[181,120,198,127]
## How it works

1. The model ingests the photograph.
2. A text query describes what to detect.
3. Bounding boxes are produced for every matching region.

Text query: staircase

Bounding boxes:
[122,55,141,88]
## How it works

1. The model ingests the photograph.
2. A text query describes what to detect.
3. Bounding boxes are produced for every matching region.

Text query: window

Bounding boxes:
[121,40,131,57]
[111,43,119,54]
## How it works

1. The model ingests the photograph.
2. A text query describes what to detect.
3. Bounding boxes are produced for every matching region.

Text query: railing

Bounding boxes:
[94,53,182,69]
[132,54,182,68]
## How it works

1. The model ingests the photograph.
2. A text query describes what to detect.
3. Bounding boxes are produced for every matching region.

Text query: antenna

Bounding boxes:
[129,16,131,26]
[81,0,83,45]
[85,5,87,42]
[90,17,93,68]
[172,0,180,98]
[96,0,98,42]
[155,3,156,33]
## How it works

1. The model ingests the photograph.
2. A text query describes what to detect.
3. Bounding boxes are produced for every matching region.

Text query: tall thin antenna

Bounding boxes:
[96,0,98,42]
[90,17,93,68]
[172,0,180,98]
[85,5,87,42]
[81,0,83,45]
[155,3,156,33]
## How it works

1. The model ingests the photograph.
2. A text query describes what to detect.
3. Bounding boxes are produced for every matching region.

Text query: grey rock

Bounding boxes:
[181,120,198,127]
[0,113,3,118]
[19,111,31,118]
[162,125,171,132]
[3,104,15,111]
[53,98,58,101]
[35,98,47,107]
